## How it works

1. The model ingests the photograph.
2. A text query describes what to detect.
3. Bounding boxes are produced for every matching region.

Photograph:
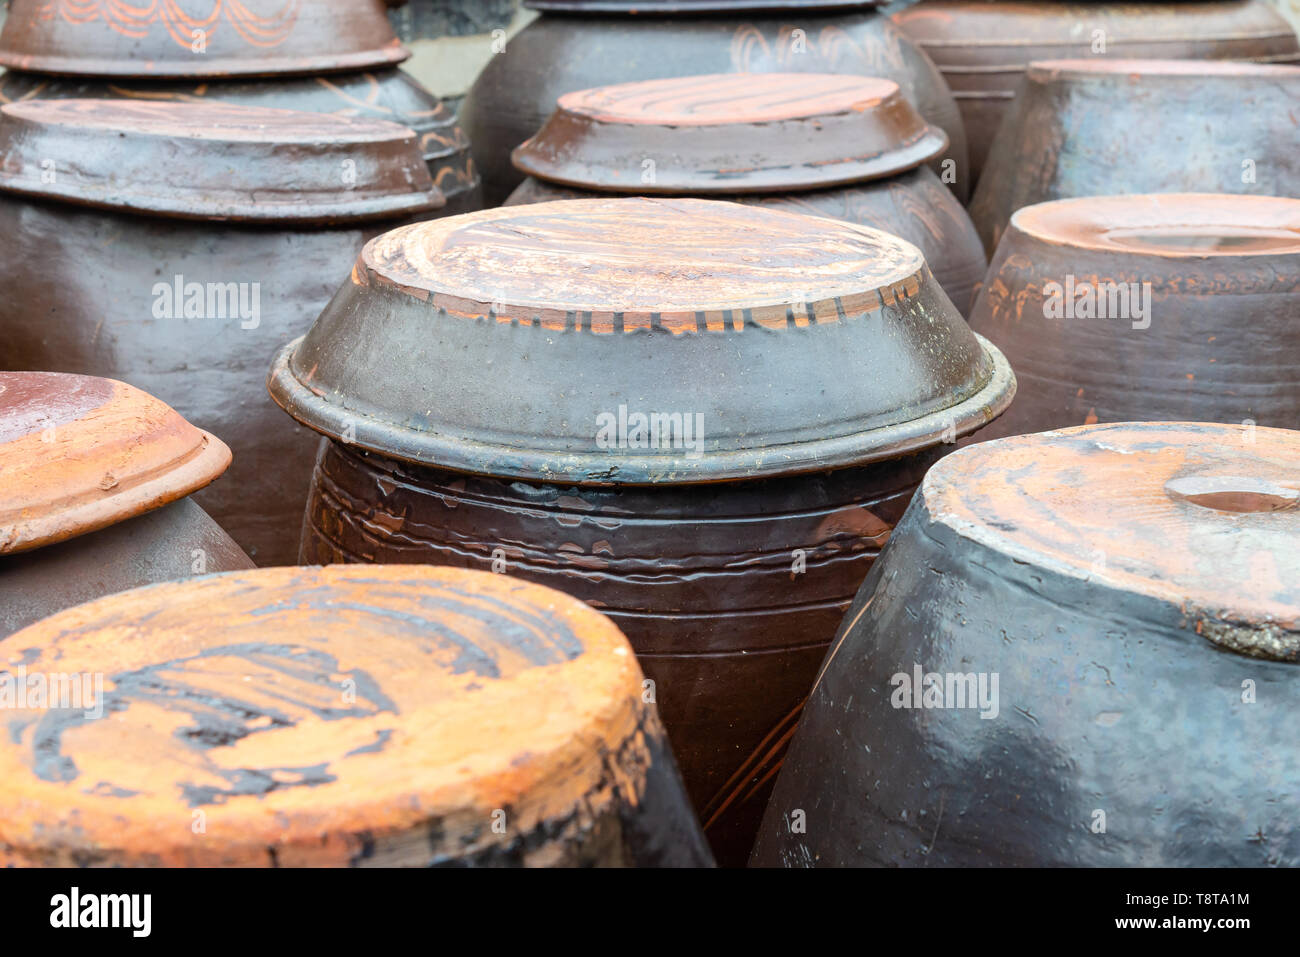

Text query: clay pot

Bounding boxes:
[0,0,481,212]
[969,59,1300,255]
[507,72,987,314]
[894,0,1300,189]
[0,99,443,567]
[0,371,252,638]
[460,2,971,205]
[752,421,1300,867]
[966,193,1300,442]
[268,197,1016,865]
[0,564,713,867]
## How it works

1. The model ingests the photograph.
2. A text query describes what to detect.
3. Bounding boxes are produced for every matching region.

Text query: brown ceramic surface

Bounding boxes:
[893,0,1300,185]
[0,565,712,867]
[513,72,946,193]
[0,0,408,78]
[0,372,230,555]
[0,99,443,222]
[967,193,1300,441]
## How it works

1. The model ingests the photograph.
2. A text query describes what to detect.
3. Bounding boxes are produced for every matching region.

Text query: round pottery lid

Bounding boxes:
[513,73,947,194]
[0,372,231,556]
[1011,193,1300,258]
[0,565,648,867]
[0,0,407,78]
[526,1,881,12]
[930,422,1300,662]
[268,197,1015,485]
[1026,58,1300,84]
[0,99,443,224]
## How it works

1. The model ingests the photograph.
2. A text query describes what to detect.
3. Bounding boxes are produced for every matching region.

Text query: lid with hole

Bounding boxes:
[0,372,232,555]
[0,564,659,867]
[513,73,947,194]
[268,197,1015,484]
[0,99,443,223]
[927,421,1300,661]
[0,0,407,78]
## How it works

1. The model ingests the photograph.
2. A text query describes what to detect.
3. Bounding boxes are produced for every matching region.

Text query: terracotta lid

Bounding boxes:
[0,0,407,78]
[269,197,1015,484]
[0,372,231,555]
[1012,193,1300,258]
[527,1,881,12]
[513,73,947,194]
[931,422,1300,661]
[0,99,444,223]
[0,565,653,867]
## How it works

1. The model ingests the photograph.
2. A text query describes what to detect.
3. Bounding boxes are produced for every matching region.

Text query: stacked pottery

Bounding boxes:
[507,73,988,314]
[0,371,251,638]
[0,99,443,567]
[0,565,713,867]
[967,193,1300,440]
[267,197,1016,865]
[968,59,1300,253]
[460,0,973,204]
[893,0,1300,188]
[752,422,1300,867]
[0,0,481,213]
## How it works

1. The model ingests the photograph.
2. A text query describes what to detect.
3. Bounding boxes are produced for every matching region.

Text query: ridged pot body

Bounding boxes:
[507,165,987,315]
[0,498,253,638]
[968,66,1300,254]
[0,68,482,215]
[894,0,1300,188]
[0,197,412,566]
[460,10,970,204]
[751,492,1300,867]
[966,221,1300,439]
[299,437,944,866]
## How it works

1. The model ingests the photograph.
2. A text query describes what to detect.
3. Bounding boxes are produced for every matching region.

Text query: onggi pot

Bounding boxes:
[752,421,1300,867]
[966,193,1300,441]
[893,0,1300,188]
[0,371,251,638]
[507,72,987,314]
[460,0,971,204]
[0,565,713,867]
[968,59,1300,254]
[268,197,1016,865]
[0,0,482,213]
[0,99,444,567]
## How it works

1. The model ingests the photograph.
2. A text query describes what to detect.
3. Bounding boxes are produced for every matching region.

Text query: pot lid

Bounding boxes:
[269,197,1015,485]
[0,99,443,224]
[0,372,232,555]
[1011,193,1300,258]
[931,422,1300,661]
[513,73,947,194]
[0,0,407,78]
[527,2,882,11]
[0,565,649,866]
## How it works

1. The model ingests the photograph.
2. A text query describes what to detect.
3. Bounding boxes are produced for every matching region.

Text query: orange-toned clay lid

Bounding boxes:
[927,422,1300,660]
[0,565,653,867]
[1011,193,1300,257]
[0,371,231,555]
[513,73,946,193]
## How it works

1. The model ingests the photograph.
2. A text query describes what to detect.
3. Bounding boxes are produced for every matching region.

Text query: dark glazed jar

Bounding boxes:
[893,0,1300,189]
[752,422,1300,867]
[507,72,987,315]
[268,197,1016,865]
[460,0,971,204]
[0,565,713,867]
[0,99,444,567]
[0,0,481,212]
[0,372,252,638]
[968,59,1300,255]
[966,193,1300,441]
